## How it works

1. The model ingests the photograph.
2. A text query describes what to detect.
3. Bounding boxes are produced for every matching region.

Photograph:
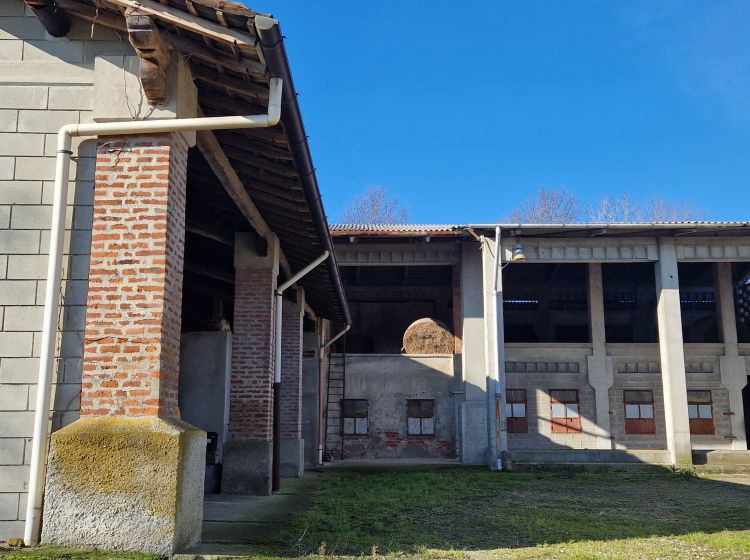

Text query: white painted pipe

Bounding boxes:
[321,323,350,350]
[25,78,283,546]
[274,250,329,383]
[272,250,330,491]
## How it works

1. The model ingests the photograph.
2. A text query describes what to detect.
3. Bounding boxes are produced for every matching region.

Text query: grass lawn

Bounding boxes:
[3,467,750,559]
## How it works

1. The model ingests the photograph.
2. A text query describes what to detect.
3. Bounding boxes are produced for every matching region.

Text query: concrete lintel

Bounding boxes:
[93,54,198,145]
[234,231,280,273]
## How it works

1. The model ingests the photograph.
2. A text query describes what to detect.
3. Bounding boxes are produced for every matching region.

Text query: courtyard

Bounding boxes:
[2,466,749,560]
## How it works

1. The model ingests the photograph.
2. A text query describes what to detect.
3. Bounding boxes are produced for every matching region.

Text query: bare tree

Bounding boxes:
[509,187,706,223]
[586,192,705,222]
[508,187,581,223]
[340,186,410,224]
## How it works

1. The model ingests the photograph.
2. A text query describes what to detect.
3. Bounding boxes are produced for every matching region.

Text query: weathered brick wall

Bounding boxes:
[280,298,303,439]
[0,4,133,537]
[80,134,187,417]
[229,267,276,441]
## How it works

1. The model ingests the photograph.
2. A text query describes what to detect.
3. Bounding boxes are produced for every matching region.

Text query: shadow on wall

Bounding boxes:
[51,139,97,431]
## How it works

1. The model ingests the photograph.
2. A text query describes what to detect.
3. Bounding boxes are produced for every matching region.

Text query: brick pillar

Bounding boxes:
[222,233,279,495]
[81,134,187,417]
[42,134,205,555]
[280,289,305,477]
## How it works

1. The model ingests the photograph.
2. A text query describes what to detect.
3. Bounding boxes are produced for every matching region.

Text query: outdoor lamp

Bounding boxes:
[512,243,526,262]
[511,230,526,262]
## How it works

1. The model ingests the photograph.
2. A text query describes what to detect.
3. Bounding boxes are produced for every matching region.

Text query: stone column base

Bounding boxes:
[281,438,304,478]
[222,440,271,495]
[42,417,205,556]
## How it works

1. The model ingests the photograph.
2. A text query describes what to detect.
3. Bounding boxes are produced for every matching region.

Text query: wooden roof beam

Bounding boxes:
[196,129,291,276]
[101,0,257,51]
[125,8,172,105]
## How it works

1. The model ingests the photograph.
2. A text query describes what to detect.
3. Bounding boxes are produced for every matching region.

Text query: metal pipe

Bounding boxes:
[492,227,509,469]
[25,78,283,546]
[321,324,350,350]
[484,231,500,470]
[271,250,330,492]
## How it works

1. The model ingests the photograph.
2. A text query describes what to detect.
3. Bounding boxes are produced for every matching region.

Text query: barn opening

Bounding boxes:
[339,265,455,354]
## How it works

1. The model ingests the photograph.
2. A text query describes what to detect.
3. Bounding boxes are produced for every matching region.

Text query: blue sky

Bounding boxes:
[250,1,750,223]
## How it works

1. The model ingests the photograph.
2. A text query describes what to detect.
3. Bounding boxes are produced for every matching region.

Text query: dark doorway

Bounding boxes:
[743,377,750,450]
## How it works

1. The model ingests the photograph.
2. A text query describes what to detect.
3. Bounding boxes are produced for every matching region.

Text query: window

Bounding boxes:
[342,399,368,435]
[687,391,714,435]
[624,390,655,434]
[550,390,581,433]
[407,399,435,435]
[505,389,528,433]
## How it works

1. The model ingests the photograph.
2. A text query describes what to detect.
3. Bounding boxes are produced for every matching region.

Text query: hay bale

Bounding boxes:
[402,318,454,354]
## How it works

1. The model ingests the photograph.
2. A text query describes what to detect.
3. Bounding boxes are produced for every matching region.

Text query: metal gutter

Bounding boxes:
[255,15,352,327]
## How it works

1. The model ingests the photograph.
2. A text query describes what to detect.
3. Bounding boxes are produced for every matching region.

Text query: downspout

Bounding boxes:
[491,226,509,470]
[25,78,283,546]
[484,228,500,470]
[255,16,352,330]
[272,250,330,492]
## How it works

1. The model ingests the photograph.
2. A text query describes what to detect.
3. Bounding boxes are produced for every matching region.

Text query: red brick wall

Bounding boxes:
[280,299,303,439]
[229,267,276,441]
[80,134,188,417]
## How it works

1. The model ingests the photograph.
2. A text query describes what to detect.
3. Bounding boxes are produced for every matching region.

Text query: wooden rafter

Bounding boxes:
[101,0,257,50]
[196,129,291,276]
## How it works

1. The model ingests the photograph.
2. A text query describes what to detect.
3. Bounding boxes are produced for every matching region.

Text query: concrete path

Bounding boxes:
[174,472,327,559]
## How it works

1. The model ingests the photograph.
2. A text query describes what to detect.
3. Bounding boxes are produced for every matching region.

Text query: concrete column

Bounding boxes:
[715,263,748,450]
[222,233,279,495]
[459,242,488,464]
[655,238,692,466]
[586,263,615,449]
[42,134,204,556]
[280,289,305,477]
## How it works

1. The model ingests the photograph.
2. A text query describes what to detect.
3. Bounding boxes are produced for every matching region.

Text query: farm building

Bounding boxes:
[326,224,750,470]
[0,0,350,554]
[1,0,750,556]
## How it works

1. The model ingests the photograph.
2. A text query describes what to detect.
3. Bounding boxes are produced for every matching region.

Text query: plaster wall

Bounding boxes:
[302,331,320,467]
[341,354,457,459]
[179,332,232,461]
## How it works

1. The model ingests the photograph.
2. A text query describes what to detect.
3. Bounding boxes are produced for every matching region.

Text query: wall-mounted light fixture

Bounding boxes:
[511,229,526,262]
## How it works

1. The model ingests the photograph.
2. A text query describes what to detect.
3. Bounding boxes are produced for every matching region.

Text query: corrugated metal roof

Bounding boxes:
[331,222,750,237]
[330,224,460,232]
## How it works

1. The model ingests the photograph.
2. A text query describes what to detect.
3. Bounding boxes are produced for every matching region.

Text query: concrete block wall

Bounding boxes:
[684,345,734,449]
[0,7,133,539]
[505,346,599,450]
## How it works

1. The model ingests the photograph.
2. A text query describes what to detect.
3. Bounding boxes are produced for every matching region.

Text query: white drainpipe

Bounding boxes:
[24,78,283,546]
[486,226,508,470]
[271,250,330,491]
